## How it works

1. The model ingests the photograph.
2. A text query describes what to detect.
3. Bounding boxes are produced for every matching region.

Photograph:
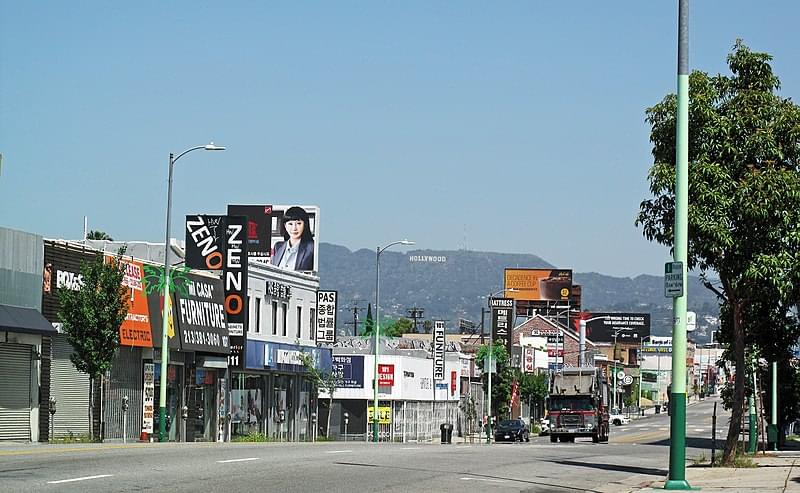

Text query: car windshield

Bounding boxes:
[498,420,520,428]
[549,398,593,411]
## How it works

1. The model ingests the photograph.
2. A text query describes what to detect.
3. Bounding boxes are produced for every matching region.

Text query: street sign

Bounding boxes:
[664,261,684,298]
[686,311,697,332]
[616,371,625,380]
[623,375,633,385]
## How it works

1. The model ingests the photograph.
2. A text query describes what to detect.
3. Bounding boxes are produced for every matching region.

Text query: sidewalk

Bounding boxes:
[625,437,800,493]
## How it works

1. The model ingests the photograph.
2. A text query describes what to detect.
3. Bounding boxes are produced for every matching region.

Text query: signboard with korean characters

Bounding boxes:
[316,290,337,344]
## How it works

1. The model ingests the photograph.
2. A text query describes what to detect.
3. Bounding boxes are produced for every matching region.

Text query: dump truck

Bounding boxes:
[547,366,610,443]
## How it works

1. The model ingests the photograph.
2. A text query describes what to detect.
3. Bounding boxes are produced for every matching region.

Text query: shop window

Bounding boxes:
[231,374,265,438]
[255,297,261,334]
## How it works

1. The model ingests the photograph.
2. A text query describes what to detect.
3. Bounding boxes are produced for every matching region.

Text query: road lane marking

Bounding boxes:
[461,477,505,483]
[402,447,421,450]
[48,474,113,484]
[693,428,706,432]
[326,450,353,454]
[217,457,259,463]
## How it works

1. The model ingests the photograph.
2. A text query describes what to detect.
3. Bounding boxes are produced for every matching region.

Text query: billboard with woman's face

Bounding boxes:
[268,205,319,273]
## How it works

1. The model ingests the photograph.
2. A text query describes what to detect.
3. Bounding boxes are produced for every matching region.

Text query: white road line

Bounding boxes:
[693,428,706,432]
[460,477,505,483]
[659,427,669,431]
[326,450,353,454]
[48,474,113,484]
[402,447,422,450]
[217,457,259,463]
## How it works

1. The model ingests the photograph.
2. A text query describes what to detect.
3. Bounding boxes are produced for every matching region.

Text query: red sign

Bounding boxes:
[378,364,394,386]
[450,371,457,395]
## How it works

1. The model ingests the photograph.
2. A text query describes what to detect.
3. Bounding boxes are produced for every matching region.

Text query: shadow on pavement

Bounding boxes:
[547,459,667,477]
[639,437,720,449]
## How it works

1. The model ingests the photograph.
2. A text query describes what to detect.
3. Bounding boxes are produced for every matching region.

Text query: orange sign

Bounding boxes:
[115,258,153,347]
[504,268,573,301]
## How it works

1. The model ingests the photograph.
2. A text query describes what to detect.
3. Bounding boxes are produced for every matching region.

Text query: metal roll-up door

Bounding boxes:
[51,335,90,438]
[104,348,143,441]
[0,344,32,441]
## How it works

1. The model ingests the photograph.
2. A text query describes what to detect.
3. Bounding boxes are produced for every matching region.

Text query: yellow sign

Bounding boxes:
[367,406,392,424]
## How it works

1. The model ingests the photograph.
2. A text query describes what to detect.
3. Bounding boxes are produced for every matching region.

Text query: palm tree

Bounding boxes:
[87,230,113,241]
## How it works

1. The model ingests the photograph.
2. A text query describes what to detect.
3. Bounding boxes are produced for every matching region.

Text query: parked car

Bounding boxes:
[609,410,630,426]
[494,419,530,442]
[538,417,550,436]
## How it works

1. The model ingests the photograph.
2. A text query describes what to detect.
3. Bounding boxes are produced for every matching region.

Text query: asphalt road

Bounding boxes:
[0,398,728,493]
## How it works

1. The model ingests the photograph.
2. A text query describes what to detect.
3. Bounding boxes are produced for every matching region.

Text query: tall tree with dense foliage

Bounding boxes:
[475,344,514,418]
[362,303,374,336]
[636,41,800,463]
[299,352,338,438]
[57,247,128,440]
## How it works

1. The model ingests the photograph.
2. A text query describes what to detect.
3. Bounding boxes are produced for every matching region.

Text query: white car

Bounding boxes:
[609,411,630,426]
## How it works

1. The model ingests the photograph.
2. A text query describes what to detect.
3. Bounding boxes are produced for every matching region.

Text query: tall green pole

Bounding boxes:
[772,361,778,450]
[373,246,381,443]
[665,0,692,489]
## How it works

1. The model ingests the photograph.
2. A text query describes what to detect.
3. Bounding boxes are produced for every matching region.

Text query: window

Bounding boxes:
[255,297,261,334]
[272,301,278,335]
[296,306,302,339]
[282,303,288,337]
[310,308,316,341]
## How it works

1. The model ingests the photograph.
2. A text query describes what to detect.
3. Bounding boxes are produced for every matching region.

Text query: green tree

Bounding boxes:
[475,345,514,418]
[636,41,800,464]
[518,372,549,418]
[57,247,128,441]
[299,352,338,439]
[86,230,113,240]
[362,303,374,336]
[361,316,414,337]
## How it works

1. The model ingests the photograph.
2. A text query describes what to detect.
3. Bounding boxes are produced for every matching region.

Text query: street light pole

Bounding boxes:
[373,239,414,443]
[158,143,225,443]
[666,0,691,488]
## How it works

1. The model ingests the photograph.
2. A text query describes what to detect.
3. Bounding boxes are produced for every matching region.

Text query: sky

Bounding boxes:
[1,2,798,278]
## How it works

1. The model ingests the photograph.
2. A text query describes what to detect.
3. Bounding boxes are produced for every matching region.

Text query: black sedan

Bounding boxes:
[494,419,530,442]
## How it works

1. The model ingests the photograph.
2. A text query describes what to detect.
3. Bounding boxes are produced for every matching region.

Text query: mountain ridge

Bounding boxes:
[317,242,719,342]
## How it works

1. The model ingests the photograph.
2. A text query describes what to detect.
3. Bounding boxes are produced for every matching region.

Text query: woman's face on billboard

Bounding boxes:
[285,219,305,242]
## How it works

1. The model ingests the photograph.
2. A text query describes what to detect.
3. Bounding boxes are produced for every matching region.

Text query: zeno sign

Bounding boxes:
[433,320,446,381]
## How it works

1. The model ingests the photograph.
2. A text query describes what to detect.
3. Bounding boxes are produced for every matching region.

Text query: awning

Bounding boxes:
[0,304,57,335]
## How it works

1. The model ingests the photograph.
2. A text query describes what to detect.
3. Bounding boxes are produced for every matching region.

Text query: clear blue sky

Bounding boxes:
[2,2,797,277]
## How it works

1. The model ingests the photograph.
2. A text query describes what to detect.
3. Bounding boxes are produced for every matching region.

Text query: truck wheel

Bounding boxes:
[550,434,557,443]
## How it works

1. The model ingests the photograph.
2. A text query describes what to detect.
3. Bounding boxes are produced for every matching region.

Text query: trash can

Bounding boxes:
[768,424,779,449]
[440,423,453,444]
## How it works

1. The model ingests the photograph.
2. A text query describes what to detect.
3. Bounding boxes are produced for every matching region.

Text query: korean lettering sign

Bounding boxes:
[367,406,392,424]
[490,297,514,354]
[331,355,364,388]
[316,290,337,344]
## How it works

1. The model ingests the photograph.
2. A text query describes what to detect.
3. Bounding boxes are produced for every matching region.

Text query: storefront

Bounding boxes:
[148,271,231,442]
[230,340,330,442]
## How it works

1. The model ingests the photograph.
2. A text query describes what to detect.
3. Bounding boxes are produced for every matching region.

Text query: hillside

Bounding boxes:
[317,243,720,342]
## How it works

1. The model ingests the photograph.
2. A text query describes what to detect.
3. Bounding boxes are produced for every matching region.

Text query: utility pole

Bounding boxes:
[407,307,425,333]
[345,302,364,337]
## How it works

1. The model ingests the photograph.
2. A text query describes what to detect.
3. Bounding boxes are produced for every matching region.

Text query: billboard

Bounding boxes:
[433,320,446,381]
[316,290,337,344]
[580,312,651,343]
[185,215,226,270]
[227,205,273,259]
[378,363,395,386]
[172,272,230,354]
[504,268,573,301]
[269,205,319,273]
[42,242,99,323]
[490,297,514,355]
